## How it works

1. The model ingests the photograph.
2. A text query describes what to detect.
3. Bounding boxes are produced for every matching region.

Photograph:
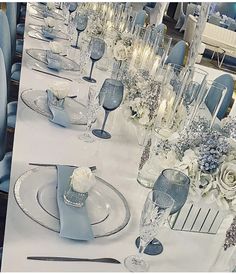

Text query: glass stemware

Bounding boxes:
[71,14,88,49]
[154,169,190,215]
[83,37,106,83]
[68,2,77,23]
[79,85,101,143]
[124,190,174,272]
[92,78,124,139]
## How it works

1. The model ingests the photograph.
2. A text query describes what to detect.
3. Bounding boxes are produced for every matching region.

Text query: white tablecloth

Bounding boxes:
[1,5,233,272]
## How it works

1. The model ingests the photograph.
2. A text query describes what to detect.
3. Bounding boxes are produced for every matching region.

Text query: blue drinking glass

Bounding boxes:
[136,169,190,256]
[92,78,124,139]
[83,38,106,83]
[71,14,88,49]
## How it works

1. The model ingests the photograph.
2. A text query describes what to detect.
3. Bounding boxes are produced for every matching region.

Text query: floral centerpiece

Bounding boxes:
[147,117,236,212]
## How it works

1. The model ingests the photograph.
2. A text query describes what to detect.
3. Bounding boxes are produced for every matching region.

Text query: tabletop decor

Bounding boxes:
[124,190,174,272]
[64,167,96,208]
[14,166,130,238]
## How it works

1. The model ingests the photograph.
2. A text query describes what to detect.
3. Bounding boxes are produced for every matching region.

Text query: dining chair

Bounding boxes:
[205,74,234,120]
[149,23,167,44]
[0,48,12,193]
[165,40,188,66]
[180,3,197,32]
[134,10,148,27]
[0,11,18,129]
[0,10,21,88]
[175,2,185,30]
[6,3,23,58]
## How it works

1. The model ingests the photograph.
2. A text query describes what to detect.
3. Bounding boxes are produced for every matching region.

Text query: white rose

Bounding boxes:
[138,108,150,126]
[49,82,70,99]
[46,2,55,10]
[49,41,66,55]
[70,167,96,193]
[216,161,236,200]
[113,43,128,61]
[44,17,56,28]
[177,149,199,177]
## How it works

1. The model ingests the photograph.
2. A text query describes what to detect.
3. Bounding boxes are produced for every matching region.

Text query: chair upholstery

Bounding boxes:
[205,74,234,120]
[6,3,17,59]
[0,48,13,193]
[149,23,167,43]
[7,101,17,129]
[165,40,187,66]
[0,11,12,84]
[134,10,147,27]
[180,3,197,32]
[175,2,185,30]
[0,49,7,161]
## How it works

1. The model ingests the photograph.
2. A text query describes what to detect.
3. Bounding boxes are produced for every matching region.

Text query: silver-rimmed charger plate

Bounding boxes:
[21,89,88,125]
[14,166,130,238]
[26,48,80,71]
[29,6,65,21]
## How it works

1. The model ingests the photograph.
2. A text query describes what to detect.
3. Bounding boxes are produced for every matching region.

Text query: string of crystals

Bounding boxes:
[224,216,236,250]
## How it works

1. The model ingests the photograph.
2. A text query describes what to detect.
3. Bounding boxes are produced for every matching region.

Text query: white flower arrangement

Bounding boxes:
[155,119,236,212]
[49,82,70,99]
[70,167,96,193]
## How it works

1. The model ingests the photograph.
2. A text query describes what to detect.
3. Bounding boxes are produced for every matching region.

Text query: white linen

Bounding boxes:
[1,7,234,272]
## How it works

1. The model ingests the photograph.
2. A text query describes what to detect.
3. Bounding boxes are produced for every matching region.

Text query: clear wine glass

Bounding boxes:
[71,14,88,49]
[79,85,102,143]
[92,78,124,139]
[83,37,106,83]
[124,190,174,272]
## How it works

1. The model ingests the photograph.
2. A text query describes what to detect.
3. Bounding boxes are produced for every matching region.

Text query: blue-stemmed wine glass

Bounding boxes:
[92,78,124,139]
[135,169,190,256]
[83,38,106,83]
[71,13,88,49]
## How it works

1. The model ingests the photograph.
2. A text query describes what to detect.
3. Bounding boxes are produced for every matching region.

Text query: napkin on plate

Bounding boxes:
[46,51,62,71]
[56,165,94,241]
[46,89,70,127]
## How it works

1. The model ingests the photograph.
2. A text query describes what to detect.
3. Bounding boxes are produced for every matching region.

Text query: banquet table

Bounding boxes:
[1,4,234,272]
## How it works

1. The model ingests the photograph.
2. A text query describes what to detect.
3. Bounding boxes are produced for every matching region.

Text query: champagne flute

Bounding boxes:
[83,37,106,83]
[92,78,124,139]
[79,85,101,143]
[71,14,88,49]
[124,190,174,272]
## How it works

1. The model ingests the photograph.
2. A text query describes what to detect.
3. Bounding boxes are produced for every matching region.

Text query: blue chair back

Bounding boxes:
[165,40,187,66]
[205,74,234,120]
[0,11,12,83]
[134,10,147,27]
[6,2,17,58]
[0,49,7,161]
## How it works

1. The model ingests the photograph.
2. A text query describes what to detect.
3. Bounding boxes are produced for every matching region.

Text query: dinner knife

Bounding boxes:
[32,68,73,82]
[28,163,97,172]
[27,256,121,264]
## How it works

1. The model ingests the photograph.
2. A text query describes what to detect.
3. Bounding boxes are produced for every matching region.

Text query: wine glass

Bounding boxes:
[83,37,106,83]
[154,169,190,214]
[71,14,88,49]
[79,85,102,143]
[124,190,174,272]
[92,78,124,139]
[135,169,190,256]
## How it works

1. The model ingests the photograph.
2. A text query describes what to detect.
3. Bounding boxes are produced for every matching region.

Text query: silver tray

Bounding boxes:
[21,89,88,125]
[14,166,131,238]
[26,48,80,71]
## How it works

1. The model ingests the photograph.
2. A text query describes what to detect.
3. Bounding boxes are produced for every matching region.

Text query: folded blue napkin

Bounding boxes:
[46,89,70,127]
[42,27,56,40]
[46,51,62,71]
[56,165,94,241]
